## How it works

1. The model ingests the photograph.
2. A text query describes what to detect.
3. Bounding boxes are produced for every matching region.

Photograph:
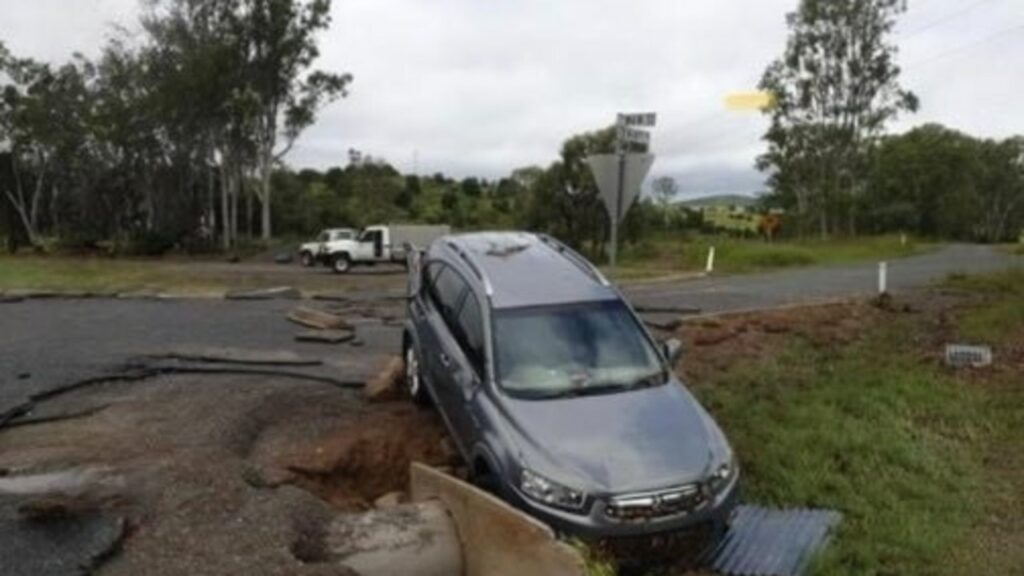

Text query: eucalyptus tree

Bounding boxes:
[0,43,94,245]
[759,0,917,236]
[239,0,352,239]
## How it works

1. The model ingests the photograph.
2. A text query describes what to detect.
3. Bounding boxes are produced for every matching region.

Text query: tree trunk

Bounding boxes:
[230,167,239,245]
[207,159,216,244]
[3,188,39,246]
[5,157,40,246]
[50,184,61,232]
[220,159,231,251]
[260,158,272,241]
[245,177,252,239]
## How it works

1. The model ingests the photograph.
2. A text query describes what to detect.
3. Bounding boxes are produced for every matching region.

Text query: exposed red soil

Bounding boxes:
[279,402,455,511]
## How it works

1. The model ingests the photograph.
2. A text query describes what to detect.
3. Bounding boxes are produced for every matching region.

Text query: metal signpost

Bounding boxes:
[587,112,657,279]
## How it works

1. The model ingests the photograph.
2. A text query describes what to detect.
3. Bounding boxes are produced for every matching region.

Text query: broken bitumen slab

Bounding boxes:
[312,290,407,303]
[0,495,125,576]
[295,330,356,344]
[704,506,842,576]
[150,347,322,366]
[224,286,302,300]
[287,306,353,330]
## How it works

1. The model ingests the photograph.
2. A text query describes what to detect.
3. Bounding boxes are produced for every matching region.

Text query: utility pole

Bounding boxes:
[611,118,627,272]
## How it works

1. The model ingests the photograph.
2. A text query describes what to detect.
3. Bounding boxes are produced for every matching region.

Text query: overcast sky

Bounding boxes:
[2,0,1022,198]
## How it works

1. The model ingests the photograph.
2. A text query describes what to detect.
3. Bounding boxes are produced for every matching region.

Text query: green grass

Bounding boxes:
[690,332,987,576]
[0,256,170,293]
[678,272,1024,575]
[944,269,1024,343]
[610,234,933,280]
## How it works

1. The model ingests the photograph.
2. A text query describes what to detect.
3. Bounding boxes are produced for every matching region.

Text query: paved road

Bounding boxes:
[2,244,1020,417]
[624,243,1023,316]
[0,298,403,418]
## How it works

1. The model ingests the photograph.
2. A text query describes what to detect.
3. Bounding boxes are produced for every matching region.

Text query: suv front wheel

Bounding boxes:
[405,343,429,405]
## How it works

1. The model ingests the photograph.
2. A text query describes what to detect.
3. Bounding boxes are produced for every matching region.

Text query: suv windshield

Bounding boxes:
[493,300,665,399]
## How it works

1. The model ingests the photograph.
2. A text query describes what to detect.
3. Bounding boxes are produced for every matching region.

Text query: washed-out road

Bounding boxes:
[2,243,1021,415]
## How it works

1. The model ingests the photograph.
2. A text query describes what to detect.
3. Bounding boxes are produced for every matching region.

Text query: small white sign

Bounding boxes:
[618,126,651,146]
[618,112,657,127]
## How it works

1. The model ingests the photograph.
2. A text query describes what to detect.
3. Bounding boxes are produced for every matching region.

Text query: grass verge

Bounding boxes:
[0,256,172,293]
[611,234,933,280]
[677,269,1024,575]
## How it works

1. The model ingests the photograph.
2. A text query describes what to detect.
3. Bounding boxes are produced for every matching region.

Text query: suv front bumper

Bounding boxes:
[505,471,740,539]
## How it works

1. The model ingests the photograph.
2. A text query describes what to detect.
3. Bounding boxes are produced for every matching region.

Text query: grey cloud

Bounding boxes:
[2,0,1021,194]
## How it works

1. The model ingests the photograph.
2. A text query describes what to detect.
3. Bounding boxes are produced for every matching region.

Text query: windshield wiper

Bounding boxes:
[514,383,625,400]
[625,371,667,391]
[511,372,667,400]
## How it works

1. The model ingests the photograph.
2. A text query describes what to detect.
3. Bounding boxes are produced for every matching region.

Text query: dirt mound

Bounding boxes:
[677,302,887,383]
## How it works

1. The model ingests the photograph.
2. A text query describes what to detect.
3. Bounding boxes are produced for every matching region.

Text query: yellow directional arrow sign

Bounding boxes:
[725,91,776,111]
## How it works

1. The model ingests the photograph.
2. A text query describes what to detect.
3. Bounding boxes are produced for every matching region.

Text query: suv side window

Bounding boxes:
[429,264,466,324]
[455,292,485,376]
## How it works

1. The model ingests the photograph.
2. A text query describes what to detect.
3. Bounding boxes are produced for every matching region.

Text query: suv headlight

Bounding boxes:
[707,454,737,494]
[520,468,586,511]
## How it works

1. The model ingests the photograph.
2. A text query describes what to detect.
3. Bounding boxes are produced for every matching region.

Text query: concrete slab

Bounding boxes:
[410,463,586,576]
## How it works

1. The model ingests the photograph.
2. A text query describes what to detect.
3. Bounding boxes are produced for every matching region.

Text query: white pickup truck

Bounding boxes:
[323,224,451,273]
[299,228,357,267]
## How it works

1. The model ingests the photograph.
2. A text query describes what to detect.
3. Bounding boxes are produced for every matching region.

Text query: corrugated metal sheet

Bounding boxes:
[704,505,842,576]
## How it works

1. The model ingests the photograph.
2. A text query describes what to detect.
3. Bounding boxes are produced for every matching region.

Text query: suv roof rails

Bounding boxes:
[446,240,495,296]
[536,234,611,287]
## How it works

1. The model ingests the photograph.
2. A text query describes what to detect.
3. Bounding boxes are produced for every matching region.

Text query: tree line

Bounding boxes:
[1,0,349,253]
[758,0,1022,242]
[3,0,1022,257]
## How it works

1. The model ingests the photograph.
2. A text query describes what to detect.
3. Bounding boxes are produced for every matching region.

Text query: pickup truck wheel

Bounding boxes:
[300,251,315,267]
[405,344,429,405]
[331,254,351,274]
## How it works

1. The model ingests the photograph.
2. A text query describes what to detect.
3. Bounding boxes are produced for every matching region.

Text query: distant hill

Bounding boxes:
[678,194,758,209]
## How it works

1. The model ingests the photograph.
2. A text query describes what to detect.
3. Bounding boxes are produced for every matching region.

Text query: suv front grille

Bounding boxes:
[604,483,709,522]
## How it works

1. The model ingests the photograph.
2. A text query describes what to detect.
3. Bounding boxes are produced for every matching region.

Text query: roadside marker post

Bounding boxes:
[587,112,657,280]
[706,246,716,274]
[878,262,888,294]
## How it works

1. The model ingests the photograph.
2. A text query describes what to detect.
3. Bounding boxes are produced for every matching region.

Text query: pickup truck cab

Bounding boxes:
[299,228,356,267]
[326,224,450,274]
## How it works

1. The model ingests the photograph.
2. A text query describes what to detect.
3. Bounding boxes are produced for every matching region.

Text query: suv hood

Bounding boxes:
[502,381,718,494]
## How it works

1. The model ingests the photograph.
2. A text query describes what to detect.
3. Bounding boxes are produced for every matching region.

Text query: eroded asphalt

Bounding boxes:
[0,243,1020,576]
[2,244,1021,417]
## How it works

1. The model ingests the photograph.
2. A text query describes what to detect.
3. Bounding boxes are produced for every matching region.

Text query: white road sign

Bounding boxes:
[618,112,657,127]
[587,153,656,224]
[618,126,651,146]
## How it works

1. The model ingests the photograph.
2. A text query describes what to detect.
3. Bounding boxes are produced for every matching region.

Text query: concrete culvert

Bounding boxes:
[323,501,463,576]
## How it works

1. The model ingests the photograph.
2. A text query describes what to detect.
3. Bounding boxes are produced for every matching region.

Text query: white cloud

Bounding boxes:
[2,0,1023,198]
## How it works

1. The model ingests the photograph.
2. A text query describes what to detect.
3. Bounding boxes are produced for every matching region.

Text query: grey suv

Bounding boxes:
[403,232,738,537]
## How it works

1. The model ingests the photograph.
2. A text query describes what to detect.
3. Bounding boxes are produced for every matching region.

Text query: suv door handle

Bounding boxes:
[439,352,452,368]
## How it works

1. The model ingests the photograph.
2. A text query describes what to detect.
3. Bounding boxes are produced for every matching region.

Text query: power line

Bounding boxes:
[902,0,1003,39]
[904,22,1024,70]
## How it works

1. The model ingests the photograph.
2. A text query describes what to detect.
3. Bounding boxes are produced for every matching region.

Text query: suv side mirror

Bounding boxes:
[663,338,683,364]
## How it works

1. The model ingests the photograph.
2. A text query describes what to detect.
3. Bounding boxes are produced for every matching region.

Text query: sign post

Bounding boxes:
[587,112,656,280]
